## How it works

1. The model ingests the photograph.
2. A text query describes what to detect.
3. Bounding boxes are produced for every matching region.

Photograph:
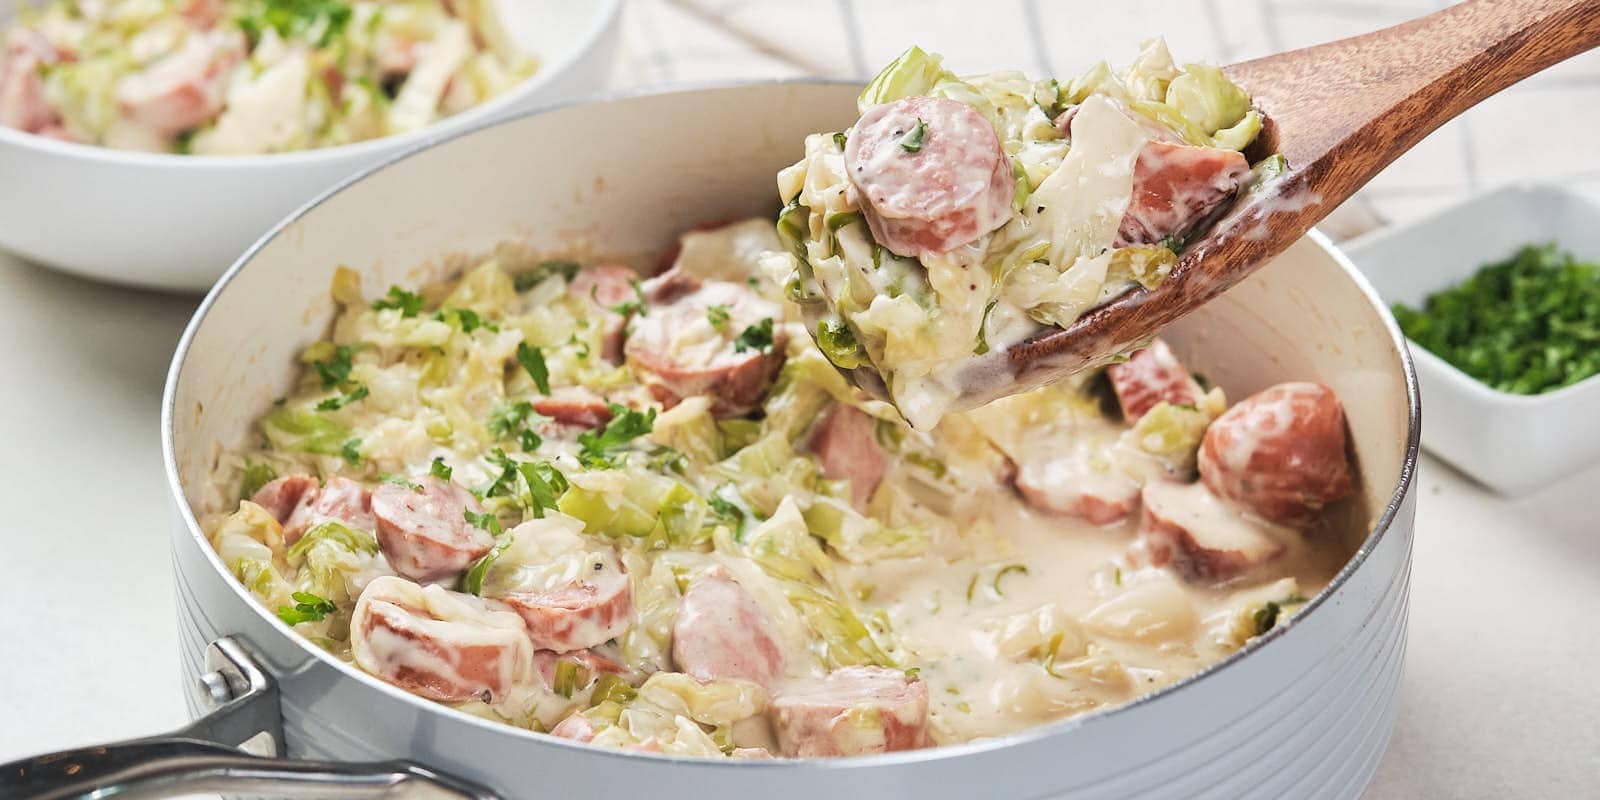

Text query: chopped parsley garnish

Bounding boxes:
[516,342,551,395]
[898,118,927,153]
[577,403,656,468]
[481,449,567,517]
[315,383,368,411]
[435,307,498,333]
[606,280,648,317]
[514,259,581,293]
[706,304,731,331]
[237,0,353,48]
[372,285,423,317]
[733,318,774,353]
[312,344,355,389]
[430,457,452,481]
[463,509,503,535]
[707,492,746,539]
[462,536,512,596]
[832,131,848,150]
[339,439,361,465]
[487,401,546,452]
[276,591,337,626]
[1393,243,1600,394]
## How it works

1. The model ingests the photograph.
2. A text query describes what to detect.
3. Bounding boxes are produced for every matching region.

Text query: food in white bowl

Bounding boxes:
[779,41,1285,430]
[198,210,1362,758]
[149,83,1416,798]
[0,0,620,291]
[1,0,535,154]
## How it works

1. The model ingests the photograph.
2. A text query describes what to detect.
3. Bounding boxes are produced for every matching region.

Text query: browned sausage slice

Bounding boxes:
[1198,382,1354,527]
[1107,339,1202,424]
[1115,141,1249,247]
[350,576,532,702]
[498,556,632,652]
[0,29,61,134]
[531,387,614,429]
[570,263,639,364]
[671,568,783,689]
[845,95,1014,257]
[114,29,244,136]
[770,666,930,757]
[252,474,375,545]
[371,476,495,583]
[624,282,787,417]
[1014,456,1140,526]
[1139,480,1286,581]
[806,404,887,510]
[549,711,599,742]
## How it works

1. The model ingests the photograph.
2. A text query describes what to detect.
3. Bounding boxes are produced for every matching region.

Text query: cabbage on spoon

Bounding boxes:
[776,42,1280,430]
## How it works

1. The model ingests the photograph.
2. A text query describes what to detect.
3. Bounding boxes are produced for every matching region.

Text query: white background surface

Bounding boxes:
[3,0,1600,797]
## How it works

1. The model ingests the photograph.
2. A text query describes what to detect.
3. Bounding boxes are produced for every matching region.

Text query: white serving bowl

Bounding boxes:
[1345,182,1600,495]
[105,83,1419,799]
[0,0,621,291]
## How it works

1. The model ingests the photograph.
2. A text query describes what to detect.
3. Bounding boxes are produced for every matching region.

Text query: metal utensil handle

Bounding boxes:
[0,637,500,800]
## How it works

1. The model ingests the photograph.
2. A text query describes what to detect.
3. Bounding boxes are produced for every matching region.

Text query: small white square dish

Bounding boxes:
[1344,182,1600,495]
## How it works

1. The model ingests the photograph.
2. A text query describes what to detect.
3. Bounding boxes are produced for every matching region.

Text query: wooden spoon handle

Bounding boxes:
[1230,0,1600,172]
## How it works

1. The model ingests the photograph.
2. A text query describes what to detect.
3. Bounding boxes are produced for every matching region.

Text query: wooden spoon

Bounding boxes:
[915,0,1600,413]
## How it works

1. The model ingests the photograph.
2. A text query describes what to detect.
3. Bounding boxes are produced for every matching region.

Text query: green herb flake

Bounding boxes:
[832,131,848,150]
[372,285,423,317]
[607,280,648,317]
[312,344,355,389]
[707,492,747,539]
[577,404,657,468]
[276,591,337,626]
[733,318,775,353]
[516,342,551,395]
[514,259,581,293]
[706,304,731,331]
[430,457,452,481]
[315,383,368,411]
[339,439,361,465]
[379,473,420,491]
[898,117,927,153]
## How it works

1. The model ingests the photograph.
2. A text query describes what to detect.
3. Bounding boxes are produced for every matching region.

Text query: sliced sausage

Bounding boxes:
[0,29,61,134]
[624,282,787,417]
[770,666,930,757]
[252,474,375,545]
[178,0,225,28]
[1115,141,1249,247]
[1198,382,1354,527]
[114,29,244,136]
[570,263,639,364]
[639,265,701,305]
[351,575,532,702]
[371,475,496,583]
[671,568,783,689]
[845,95,1014,258]
[1014,455,1140,525]
[1139,480,1285,581]
[806,404,887,510]
[1107,339,1202,424]
[550,710,599,742]
[531,387,614,429]
[498,555,632,652]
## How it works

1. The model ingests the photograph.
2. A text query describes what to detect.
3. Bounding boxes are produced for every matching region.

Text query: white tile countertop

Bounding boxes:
[3,0,1599,797]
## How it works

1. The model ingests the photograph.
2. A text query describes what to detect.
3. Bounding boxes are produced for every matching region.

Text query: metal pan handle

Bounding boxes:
[0,637,500,800]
